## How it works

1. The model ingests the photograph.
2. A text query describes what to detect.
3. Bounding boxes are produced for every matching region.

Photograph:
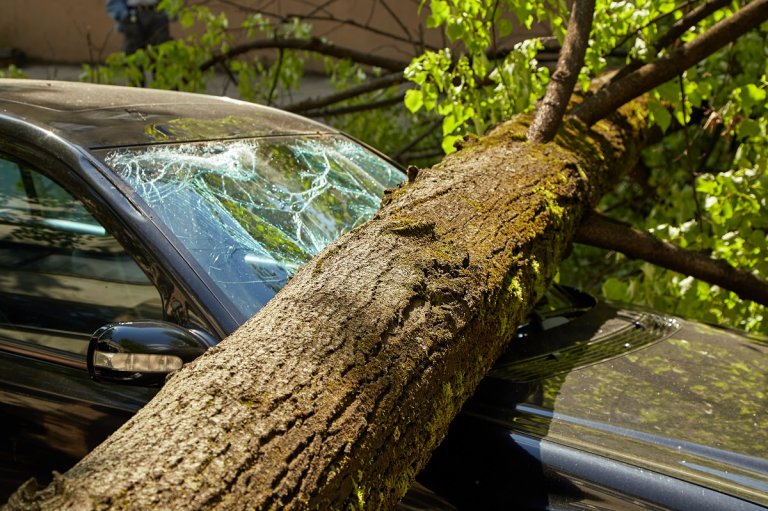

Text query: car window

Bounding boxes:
[0,155,163,358]
[99,134,405,320]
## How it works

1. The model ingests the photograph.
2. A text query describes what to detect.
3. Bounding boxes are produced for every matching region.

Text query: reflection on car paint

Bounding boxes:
[0,162,164,357]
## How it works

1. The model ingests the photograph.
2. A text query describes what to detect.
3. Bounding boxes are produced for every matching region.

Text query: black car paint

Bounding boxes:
[1,80,766,509]
[0,111,236,339]
[421,304,768,510]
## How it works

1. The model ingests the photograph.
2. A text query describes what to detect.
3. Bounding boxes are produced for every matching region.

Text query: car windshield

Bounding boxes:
[99,134,404,320]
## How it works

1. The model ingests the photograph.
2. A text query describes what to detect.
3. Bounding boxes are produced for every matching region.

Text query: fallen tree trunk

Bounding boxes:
[5,102,651,510]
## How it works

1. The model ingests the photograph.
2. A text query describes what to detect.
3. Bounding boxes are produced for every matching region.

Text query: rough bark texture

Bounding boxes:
[576,211,768,306]
[4,103,651,511]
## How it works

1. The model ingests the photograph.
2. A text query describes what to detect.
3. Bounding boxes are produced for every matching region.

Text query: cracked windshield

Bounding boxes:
[101,135,404,319]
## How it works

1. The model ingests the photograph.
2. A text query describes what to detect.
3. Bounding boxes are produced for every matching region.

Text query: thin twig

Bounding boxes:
[397,147,444,162]
[200,37,411,73]
[283,72,405,113]
[608,0,733,84]
[267,47,284,106]
[380,0,416,50]
[610,0,697,55]
[392,119,443,160]
[654,0,733,50]
[302,94,405,117]
[225,6,437,52]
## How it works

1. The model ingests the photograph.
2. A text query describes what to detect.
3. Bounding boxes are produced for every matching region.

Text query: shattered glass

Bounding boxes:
[101,135,404,318]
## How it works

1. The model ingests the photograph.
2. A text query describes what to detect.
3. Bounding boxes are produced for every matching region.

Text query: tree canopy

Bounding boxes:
[73,0,768,333]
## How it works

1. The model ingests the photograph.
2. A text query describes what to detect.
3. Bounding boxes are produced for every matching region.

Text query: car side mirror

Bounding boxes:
[87,321,213,386]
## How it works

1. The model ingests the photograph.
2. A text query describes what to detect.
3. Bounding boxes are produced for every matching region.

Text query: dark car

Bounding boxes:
[0,80,766,510]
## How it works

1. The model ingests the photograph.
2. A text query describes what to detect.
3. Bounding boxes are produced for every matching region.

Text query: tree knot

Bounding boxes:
[387,219,436,238]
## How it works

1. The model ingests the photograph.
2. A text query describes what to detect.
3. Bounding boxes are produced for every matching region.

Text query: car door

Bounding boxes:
[0,153,167,499]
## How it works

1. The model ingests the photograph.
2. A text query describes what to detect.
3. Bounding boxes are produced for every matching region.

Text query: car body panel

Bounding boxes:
[0,79,335,149]
[420,303,768,509]
[0,349,156,494]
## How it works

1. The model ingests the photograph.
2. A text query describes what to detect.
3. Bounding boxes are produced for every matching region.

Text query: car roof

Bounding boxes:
[0,79,336,149]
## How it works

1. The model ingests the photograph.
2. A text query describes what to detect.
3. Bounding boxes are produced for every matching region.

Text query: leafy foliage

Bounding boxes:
[78,1,435,161]
[82,0,310,96]
[406,0,767,331]
[0,65,26,79]
[404,0,550,153]
[561,11,768,333]
[70,0,768,332]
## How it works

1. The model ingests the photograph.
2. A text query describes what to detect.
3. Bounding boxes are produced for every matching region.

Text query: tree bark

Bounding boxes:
[527,0,595,142]
[652,0,733,51]
[4,102,651,510]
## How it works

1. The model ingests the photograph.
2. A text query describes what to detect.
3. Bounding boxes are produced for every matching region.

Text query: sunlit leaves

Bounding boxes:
[77,0,768,331]
[405,4,548,153]
[82,1,312,99]
[556,6,768,333]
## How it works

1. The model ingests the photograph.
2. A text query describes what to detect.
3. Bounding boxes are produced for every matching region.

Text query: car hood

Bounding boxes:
[469,304,768,506]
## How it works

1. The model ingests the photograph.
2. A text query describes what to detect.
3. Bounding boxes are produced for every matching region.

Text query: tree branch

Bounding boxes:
[5,99,653,511]
[283,72,405,113]
[607,0,733,85]
[392,119,443,161]
[266,47,284,106]
[653,0,733,51]
[200,36,411,73]
[245,9,439,53]
[302,94,405,117]
[396,147,444,162]
[570,0,768,126]
[575,211,768,306]
[527,0,596,142]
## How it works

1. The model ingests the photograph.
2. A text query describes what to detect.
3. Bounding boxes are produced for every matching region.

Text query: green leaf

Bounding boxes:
[441,134,463,154]
[497,18,513,37]
[647,100,672,132]
[422,82,438,111]
[446,20,464,41]
[737,119,761,139]
[739,84,767,113]
[426,0,449,28]
[179,10,196,28]
[404,89,424,113]
[602,278,629,300]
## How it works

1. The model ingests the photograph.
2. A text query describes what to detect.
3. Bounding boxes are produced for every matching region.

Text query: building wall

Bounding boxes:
[0,0,432,64]
[1,0,121,64]
[0,0,546,65]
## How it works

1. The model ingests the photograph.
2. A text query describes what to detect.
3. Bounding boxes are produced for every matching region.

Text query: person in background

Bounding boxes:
[106,0,171,55]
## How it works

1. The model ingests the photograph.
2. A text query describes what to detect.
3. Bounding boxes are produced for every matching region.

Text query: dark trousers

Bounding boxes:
[120,8,171,54]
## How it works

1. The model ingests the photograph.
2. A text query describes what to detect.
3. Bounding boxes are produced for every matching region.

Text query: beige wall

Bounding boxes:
[1,0,123,63]
[0,0,426,64]
[0,0,545,65]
